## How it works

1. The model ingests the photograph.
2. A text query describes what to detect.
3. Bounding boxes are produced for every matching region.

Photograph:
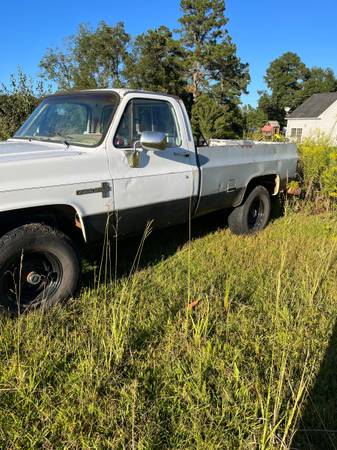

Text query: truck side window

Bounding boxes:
[114,99,181,149]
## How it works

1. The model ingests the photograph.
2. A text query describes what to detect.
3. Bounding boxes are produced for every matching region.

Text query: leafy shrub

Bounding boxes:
[272,133,286,142]
[0,70,46,141]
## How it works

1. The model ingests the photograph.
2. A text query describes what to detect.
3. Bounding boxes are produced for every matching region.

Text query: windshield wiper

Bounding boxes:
[15,135,71,146]
[15,134,75,148]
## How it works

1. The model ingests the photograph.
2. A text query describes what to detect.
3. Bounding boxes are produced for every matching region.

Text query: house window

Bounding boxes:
[290,128,302,142]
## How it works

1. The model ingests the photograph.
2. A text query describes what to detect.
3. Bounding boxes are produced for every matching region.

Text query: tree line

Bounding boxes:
[1,0,337,142]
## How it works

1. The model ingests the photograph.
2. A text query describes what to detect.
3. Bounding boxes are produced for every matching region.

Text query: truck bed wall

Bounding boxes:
[195,142,298,216]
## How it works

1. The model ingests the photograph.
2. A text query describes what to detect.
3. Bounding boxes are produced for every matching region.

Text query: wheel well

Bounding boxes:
[236,175,279,206]
[0,205,85,247]
[247,175,278,195]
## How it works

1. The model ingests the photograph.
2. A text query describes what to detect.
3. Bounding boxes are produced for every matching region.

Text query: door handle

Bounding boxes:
[174,151,190,158]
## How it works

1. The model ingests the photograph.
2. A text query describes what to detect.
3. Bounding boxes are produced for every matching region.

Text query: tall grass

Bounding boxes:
[0,210,336,449]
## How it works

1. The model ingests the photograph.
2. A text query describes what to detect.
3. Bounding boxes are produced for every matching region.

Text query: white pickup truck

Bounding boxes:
[0,89,298,312]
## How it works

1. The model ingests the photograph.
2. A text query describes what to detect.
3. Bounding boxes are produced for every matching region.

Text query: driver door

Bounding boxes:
[107,95,197,236]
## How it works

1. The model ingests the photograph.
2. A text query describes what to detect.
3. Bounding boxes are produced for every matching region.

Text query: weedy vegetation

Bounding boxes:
[294,135,337,207]
[0,203,337,449]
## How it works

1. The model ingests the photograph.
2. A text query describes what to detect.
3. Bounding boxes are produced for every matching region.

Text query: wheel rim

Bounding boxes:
[247,198,265,230]
[1,251,63,309]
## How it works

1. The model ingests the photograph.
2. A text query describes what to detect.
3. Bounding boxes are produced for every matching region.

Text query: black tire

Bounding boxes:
[0,223,81,314]
[228,185,271,235]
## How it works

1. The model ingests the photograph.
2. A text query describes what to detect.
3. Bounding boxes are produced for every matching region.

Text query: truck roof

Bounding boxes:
[49,88,181,101]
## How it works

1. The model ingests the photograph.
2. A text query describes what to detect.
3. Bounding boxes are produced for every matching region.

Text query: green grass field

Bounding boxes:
[0,209,337,449]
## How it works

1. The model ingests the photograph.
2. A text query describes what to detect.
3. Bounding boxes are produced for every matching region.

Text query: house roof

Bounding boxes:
[262,124,273,132]
[261,121,280,132]
[288,92,337,119]
[268,121,280,127]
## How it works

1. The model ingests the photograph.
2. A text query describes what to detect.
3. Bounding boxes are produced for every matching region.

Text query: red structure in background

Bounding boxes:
[261,121,280,138]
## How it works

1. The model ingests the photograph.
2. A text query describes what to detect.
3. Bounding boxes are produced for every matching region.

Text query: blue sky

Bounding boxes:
[1,0,336,106]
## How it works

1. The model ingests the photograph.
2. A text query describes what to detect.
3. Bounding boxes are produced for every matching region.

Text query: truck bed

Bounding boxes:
[195,141,298,215]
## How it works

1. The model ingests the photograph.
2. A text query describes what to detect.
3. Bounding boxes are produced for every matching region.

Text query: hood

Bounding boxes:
[0,138,105,196]
[0,139,89,195]
[0,139,82,162]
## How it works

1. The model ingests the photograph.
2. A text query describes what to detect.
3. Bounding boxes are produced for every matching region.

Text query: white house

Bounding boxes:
[286,92,337,143]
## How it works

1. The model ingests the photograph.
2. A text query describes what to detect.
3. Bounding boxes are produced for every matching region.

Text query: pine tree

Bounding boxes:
[178,0,249,104]
[123,26,187,97]
[259,52,310,123]
[258,52,337,125]
[191,94,239,144]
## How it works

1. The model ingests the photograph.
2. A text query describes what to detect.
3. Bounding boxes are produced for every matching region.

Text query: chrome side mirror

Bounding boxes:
[141,131,167,152]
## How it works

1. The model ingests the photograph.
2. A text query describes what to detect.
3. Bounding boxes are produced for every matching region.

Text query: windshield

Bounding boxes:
[14,92,119,147]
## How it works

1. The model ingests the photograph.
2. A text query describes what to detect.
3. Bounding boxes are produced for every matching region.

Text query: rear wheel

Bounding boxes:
[228,185,271,235]
[0,224,81,314]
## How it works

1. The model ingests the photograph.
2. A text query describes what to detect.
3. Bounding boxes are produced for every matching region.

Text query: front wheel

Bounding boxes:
[0,224,81,314]
[228,185,271,235]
